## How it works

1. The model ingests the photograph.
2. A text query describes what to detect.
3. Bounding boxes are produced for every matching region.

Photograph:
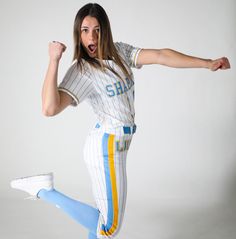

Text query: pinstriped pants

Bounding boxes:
[84,125,134,239]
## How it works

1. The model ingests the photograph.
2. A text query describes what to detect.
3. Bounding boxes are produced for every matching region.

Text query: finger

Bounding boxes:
[52,40,62,44]
[52,41,62,45]
[62,44,67,52]
[220,57,230,70]
[212,61,221,71]
[223,58,230,69]
[51,41,66,51]
[52,41,65,47]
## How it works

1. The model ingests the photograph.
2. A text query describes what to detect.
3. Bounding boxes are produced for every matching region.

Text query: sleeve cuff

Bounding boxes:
[133,48,143,69]
[58,87,79,106]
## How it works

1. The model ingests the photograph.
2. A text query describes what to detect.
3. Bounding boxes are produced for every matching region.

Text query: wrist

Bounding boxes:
[49,58,60,66]
[205,59,213,69]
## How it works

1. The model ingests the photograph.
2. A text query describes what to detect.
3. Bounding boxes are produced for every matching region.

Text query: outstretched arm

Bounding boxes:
[136,49,230,71]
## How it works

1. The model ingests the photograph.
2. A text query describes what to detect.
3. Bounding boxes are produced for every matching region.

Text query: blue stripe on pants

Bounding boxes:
[101,133,114,232]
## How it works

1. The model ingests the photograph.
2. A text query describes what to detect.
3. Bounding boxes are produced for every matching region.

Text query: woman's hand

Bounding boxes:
[208,57,231,71]
[49,41,67,62]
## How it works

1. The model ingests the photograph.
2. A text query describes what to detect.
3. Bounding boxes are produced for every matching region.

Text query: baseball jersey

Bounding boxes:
[58,42,142,127]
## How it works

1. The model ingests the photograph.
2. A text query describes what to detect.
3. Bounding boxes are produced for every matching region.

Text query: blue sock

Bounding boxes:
[38,189,99,235]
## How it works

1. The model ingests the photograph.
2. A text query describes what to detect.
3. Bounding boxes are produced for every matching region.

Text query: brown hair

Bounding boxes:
[73,3,130,79]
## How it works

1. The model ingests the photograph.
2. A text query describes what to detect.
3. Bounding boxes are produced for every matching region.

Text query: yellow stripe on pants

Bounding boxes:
[100,134,119,236]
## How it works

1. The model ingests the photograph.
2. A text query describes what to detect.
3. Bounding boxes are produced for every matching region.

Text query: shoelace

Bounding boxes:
[24,195,39,200]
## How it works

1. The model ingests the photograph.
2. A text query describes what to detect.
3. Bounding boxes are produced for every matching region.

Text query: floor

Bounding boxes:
[1,197,236,239]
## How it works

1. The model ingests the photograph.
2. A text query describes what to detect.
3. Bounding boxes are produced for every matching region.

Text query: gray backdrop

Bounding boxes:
[1,0,236,238]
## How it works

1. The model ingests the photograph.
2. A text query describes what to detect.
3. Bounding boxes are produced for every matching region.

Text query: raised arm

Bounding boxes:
[136,49,230,71]
[42,42,73,117]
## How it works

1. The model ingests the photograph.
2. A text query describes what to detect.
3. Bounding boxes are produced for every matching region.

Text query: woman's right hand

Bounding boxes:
[49,41,67,61]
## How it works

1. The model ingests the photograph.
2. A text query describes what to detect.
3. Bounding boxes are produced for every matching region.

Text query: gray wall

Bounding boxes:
[0,1,236,237]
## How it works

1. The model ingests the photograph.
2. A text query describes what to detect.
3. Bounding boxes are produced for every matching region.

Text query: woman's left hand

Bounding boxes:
[209,57,231,71]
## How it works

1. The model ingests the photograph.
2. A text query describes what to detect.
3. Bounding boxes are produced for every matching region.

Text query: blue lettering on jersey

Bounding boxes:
[114,81,124,95]
[106,85,115,97]
[123,83,128,92]
[106,78,134,97]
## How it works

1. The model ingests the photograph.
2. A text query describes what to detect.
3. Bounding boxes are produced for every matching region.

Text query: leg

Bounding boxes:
[84,130,132,238]
[11,173,99,235]
[38,189,99,235]
[11,128,132,239]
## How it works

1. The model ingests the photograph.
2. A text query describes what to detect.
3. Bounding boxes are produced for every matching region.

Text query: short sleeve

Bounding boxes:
[115,42,142,69]
[58,61,94,106]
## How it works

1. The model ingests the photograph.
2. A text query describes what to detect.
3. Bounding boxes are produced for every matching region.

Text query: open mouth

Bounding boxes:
[87,44,97,54]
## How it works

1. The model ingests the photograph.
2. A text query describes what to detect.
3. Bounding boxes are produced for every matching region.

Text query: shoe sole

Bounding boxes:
[11,173,53,189]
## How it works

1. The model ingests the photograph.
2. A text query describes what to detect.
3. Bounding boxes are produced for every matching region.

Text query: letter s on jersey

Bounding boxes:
[106,84,115,97]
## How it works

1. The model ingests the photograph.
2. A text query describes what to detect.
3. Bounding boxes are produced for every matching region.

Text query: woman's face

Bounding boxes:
[80,16,100,58]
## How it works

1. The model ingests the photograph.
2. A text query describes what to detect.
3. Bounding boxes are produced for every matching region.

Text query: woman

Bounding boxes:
[10,3,230,239]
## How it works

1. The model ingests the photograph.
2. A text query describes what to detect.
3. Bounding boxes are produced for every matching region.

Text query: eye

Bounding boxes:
[81,29,88,33]
[95,28,100,33]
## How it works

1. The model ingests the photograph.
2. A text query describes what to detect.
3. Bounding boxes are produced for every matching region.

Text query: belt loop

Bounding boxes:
[123,126,131,134]
[123,125,136,134]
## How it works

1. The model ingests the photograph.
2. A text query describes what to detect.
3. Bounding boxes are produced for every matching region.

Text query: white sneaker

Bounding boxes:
[10,172,54,200]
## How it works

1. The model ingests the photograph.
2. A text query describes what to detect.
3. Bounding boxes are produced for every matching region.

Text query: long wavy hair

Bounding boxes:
[73,3,130,79]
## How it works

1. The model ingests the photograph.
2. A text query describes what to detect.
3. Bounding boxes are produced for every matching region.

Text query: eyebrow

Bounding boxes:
[81,26,100,29]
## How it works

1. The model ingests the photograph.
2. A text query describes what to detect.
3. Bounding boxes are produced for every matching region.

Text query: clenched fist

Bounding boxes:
[208,57,231,71]
[49,41,67,61]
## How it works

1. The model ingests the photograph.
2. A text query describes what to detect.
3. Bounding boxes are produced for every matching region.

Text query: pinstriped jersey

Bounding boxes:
[58,42,142,127]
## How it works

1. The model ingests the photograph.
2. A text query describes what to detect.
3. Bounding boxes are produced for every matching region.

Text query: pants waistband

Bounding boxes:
[95,123,137,135]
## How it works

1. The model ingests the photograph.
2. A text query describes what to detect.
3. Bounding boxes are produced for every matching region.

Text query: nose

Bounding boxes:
[89,30,97,41]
